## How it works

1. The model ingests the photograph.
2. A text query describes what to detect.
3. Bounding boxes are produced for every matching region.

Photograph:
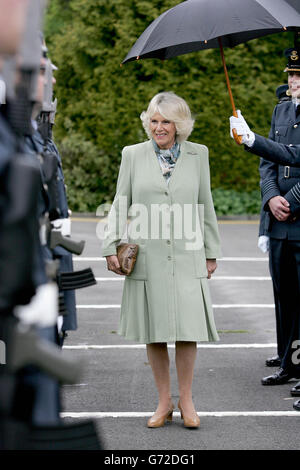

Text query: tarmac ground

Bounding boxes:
[60,218,300,451]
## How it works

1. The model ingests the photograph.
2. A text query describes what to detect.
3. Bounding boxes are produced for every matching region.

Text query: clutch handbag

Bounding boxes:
[116,243,139,276]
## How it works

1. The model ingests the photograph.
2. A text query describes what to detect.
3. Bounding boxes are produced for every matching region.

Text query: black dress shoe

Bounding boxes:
[261,368,299,385]
[265,355,281,367]
[290,381,300,397]
[293,399,300,411]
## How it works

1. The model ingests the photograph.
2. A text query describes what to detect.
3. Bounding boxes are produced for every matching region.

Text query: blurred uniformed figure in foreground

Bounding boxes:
[37,48,77,344]
[256,37,300,387]
[36,38,97,346]
[0,0,101,449]
[0,0,59,444]
[38,40,97,344]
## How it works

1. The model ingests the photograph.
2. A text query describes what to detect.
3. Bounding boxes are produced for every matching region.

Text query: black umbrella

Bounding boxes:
[123,0,300,143]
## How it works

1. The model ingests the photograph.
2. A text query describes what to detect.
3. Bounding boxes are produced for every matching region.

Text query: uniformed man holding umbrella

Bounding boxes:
[229,108,300,412]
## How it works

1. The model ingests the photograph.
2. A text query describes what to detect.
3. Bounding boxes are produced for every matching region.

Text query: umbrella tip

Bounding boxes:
[120,63,123,67]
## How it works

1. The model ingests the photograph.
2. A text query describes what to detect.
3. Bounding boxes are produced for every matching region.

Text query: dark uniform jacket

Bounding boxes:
[44,136,77,332]
[25,128,77,332]
[250,134,300,168]
[259,101,300,239]
[23,128,53,267]
[0,113,47,311]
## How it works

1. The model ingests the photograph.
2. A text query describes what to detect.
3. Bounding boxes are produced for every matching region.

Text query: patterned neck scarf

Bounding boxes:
[152,139,181,184]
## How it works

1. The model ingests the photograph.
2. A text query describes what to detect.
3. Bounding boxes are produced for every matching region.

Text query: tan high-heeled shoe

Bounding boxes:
[178,401,200,428]
[147,403,175,428]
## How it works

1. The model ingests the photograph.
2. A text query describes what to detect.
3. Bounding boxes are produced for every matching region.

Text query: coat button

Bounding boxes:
[167,255,171,260]
[167,240,171,245]
[164,191,168,196]
[294,124,298,128]
[275,130,279,134]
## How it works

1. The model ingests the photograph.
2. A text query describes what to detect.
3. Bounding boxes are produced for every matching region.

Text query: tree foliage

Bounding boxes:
[44,0,295,212]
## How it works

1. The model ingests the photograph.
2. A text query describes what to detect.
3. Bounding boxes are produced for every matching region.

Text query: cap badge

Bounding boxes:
[291,50,299,61]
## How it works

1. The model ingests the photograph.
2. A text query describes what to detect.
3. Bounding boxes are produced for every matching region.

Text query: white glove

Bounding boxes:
[230,110,255,147]
[14,282,58,328]
[258,235,269,253]
[0,77,6,105]
[57,315,64,334]
[52,218,71,236]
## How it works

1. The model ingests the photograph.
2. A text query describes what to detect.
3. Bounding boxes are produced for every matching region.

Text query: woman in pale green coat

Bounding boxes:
[102,92,221,429]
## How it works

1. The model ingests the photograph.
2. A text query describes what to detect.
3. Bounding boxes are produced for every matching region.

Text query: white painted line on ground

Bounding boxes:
[77,305,121,308]
[76,304,275,309]
[94,276,272,281]
[61,411,300,418]
[63,343,277,350]
[211,276,271,281]
[73,257,268,262]
[219,257,268,261]
[63,384,88,387]
[213,304,274,308]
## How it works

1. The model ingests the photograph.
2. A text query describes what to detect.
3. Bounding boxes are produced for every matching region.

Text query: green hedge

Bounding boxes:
[59,129,262,214]
[44,0,294,213]
[212,188,261,216]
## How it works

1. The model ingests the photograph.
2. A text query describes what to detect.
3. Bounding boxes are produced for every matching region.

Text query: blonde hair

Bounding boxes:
[140,92,195,143]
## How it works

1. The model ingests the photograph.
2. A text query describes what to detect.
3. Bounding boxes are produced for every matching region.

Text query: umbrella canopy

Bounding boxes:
[122,0,300,143]
[123,0,300,63]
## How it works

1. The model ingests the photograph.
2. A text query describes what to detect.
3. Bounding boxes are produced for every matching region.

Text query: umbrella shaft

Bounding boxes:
[218,37,237,116]
[218,37,242,144]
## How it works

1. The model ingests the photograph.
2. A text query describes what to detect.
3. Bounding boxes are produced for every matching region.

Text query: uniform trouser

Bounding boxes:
[269,286,282,359]
[269,238,300,374]
[14,326,61,426]
[53,248,77,333]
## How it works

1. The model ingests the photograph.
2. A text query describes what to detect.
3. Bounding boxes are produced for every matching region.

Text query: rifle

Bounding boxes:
[0,315,100,450]
[50,229,85,255]
[43,216,85,255]
[7,321,83,385]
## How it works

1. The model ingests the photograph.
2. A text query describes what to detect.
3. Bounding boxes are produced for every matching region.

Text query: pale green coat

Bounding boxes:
[102,139,222,344]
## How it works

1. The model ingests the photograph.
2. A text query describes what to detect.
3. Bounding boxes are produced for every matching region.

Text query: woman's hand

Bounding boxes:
[206,259,217,279]
[106,255,124,275]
